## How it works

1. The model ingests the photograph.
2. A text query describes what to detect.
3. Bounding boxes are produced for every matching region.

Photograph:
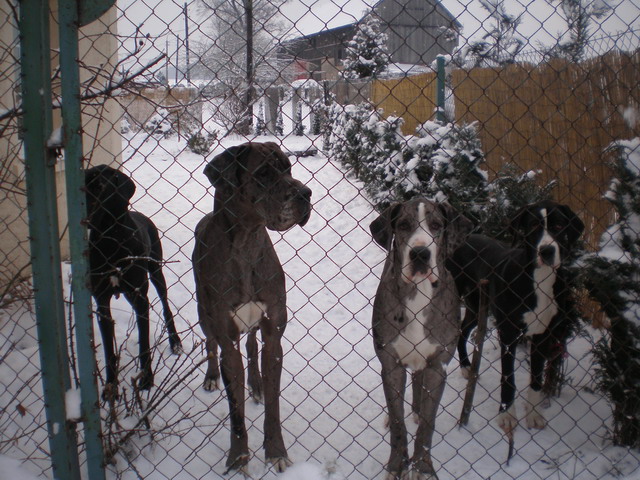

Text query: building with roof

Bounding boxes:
[280,0,462,80]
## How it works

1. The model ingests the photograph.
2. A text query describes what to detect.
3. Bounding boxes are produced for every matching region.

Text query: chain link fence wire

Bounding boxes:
[1,0,640,478]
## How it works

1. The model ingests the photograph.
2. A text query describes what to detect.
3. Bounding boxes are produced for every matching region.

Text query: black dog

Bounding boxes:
[85,165,182,396]
[448,200,584,435]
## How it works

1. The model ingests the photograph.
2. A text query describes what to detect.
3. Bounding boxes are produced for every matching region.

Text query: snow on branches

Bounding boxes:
[580,137,640,448]
[326,103,488,220]
[342,13,391,80]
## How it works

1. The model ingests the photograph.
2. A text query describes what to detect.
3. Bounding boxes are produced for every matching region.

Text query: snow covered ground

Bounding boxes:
[1,129,640,479]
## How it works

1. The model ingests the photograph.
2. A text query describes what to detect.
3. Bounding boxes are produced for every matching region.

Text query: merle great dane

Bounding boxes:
[448,200,584,436]
[192,142,312,473]
[85,165,182,398]
[370,198,472,480]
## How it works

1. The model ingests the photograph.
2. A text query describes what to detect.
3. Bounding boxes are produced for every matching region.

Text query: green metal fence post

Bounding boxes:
[19,1,81,478]
[58,0,107,478]
[436,55,446,123]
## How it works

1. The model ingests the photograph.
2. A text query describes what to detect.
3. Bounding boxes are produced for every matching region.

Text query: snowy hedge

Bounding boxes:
[326,103,489,222]
[580,138,640,448]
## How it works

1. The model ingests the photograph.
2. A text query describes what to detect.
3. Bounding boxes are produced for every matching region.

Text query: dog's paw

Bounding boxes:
[385,471,403,480]
[170,342,183,355]
[249,388,263,404]
[137,371,154,391]
[203,376,219,392]
[525,409,546,429]
[102,382,120,402]
[525,388,546,429]
[460,366,471,380]
[223,453,250,475]
[406,472,438,480]
[497,405,518,435]
[267,456,292,473]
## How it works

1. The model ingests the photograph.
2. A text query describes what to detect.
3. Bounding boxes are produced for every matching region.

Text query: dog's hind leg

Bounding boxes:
[96,297,119,397]
[458,291,479,379]
[126,291,154,390]
[246,330,263,403]
[147,228,183,355]
[148,260,182,354]
[198,301,220,391]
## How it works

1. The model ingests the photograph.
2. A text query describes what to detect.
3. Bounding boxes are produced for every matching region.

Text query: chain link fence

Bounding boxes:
[1,0,640,478]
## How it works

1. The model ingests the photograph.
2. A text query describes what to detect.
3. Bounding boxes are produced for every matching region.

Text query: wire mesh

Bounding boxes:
[1,0,640,479]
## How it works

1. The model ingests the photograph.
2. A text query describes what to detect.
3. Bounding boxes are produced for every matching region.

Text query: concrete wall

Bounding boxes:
[0,1,122,295]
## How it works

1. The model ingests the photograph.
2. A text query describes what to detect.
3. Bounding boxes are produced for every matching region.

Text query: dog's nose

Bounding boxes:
[539,245,556,266]
[297,185,312,202]
[410,246,431,265]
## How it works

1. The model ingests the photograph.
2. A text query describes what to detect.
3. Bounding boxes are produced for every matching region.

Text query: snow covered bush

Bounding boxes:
[326,103,384,179]
[342,13,391,79]
[187,130,218,156]
[401,121,488,222]
[254,101,267,136]
[144,108,173,137]
[482,164,557,242]
[293,101,305,136]
[327,104,488,216]
[580,138,640,448]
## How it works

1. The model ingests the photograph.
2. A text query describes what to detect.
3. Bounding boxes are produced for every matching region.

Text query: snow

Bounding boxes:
[65,389,82,421]
[0,456,42,480]
[2,129,640,479]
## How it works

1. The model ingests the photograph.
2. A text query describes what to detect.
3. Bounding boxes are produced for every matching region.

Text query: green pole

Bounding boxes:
[436,55,446,123]
[58,0,106,478]
[19,0,81,478]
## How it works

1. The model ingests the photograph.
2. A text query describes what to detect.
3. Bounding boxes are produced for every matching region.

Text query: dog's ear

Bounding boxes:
[370,203,401,251]
[557,204,585,247]
[438,202,473,255]
[204,144,252,191]
[509,204,534,245]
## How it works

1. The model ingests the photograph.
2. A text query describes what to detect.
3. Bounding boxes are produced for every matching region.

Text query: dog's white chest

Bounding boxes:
[523,266,558,336]
[231,301,266,333]
[391,280,438,371]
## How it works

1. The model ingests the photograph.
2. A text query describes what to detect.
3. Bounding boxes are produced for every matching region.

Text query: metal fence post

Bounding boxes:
[436,55,446,123]
[19,1,81,478]
[58,0,107,478]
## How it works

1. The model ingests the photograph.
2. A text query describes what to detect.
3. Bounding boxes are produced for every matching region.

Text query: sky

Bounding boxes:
[116,0,640,62]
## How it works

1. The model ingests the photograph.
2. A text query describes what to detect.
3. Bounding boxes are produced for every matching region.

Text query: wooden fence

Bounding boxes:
[372,52,640,248]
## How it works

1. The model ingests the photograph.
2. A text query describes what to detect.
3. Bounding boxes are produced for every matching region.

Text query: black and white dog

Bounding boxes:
[448,200,584,434]
[85,165,182,396]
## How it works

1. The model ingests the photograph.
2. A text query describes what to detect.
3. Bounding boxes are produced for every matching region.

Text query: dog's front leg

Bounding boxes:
[412,363,447,479]
[379,350,409,479]
[246,330,263,403]
[220,340,249,472]
[128,291,154,390]
[526,336,547,429]
[497,339,519,434]
[96,297,118,397]
[261,323,290,472]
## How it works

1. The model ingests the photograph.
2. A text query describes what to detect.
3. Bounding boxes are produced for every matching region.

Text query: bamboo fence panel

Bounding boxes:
[372,52,640,249]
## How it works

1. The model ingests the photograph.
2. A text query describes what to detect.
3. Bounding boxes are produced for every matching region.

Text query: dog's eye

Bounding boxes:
[396,220,411,231]
[255,166,271,179]
[429,221,443,232]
